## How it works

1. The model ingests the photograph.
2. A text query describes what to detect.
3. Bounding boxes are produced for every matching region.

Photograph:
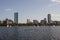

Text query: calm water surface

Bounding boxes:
[0,26,60,40]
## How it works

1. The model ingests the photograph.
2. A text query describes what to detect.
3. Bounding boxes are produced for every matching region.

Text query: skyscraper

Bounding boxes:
[47,14,51,24]
[14,12,18,24]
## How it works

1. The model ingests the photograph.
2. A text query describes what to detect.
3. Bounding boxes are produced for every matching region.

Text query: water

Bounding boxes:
[0,26,60,40]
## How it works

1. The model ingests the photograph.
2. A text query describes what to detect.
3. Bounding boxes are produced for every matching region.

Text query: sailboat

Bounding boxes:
[7,25,9,27]
[53,25,55,27]
[10,25,12,27]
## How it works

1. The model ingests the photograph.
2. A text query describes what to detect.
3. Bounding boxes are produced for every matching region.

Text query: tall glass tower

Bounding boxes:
[47,14,51,24]
[14,12,18,24]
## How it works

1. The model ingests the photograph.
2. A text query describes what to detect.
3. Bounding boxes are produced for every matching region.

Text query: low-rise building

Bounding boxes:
[40,18,47,25]
[52,21,60,25]
[3,18,13,25]
[33,20,39,24]
[27,19,32,24]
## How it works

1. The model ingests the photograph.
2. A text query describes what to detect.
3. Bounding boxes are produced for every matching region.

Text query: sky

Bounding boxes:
[0,0,60,23]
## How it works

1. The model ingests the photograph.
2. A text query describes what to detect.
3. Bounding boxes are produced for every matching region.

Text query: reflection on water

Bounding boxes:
[0,26,60,40]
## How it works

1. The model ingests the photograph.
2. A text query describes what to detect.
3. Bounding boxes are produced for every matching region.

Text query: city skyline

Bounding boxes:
[0,0,60,23]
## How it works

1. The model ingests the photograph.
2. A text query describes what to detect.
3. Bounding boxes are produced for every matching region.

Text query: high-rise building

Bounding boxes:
[14,12,18,24]
[47,14,51,24]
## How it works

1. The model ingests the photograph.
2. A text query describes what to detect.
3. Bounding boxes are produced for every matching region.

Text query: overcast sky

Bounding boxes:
[0,0,60,23]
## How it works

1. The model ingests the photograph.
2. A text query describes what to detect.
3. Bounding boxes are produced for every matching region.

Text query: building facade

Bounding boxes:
[47,14,51,24]
[14,12,18,24]
[33,20,39,24]
[27,19,32,24]
[40,18,47,25]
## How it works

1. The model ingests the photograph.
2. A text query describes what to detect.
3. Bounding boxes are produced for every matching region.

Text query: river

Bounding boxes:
[0,26,60,40]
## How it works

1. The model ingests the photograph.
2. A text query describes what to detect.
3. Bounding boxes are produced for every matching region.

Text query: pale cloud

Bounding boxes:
[48,3,58,7]
[51,13,60,21]
[4,8,13,14]
[51,0,60,3]
[49,0,60,8]
[4,8,12,12]
[52,14,60,17]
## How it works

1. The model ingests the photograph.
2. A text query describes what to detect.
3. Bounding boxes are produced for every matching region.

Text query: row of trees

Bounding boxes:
[0,21,60,26]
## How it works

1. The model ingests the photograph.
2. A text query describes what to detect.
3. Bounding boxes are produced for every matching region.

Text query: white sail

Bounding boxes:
[7,25,9,27]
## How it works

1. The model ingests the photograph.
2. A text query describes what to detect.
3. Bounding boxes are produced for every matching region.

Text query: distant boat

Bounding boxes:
[53,25,55,27]
[7,25,9,27]
[10,25,12,27]
[7,25,12,27]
